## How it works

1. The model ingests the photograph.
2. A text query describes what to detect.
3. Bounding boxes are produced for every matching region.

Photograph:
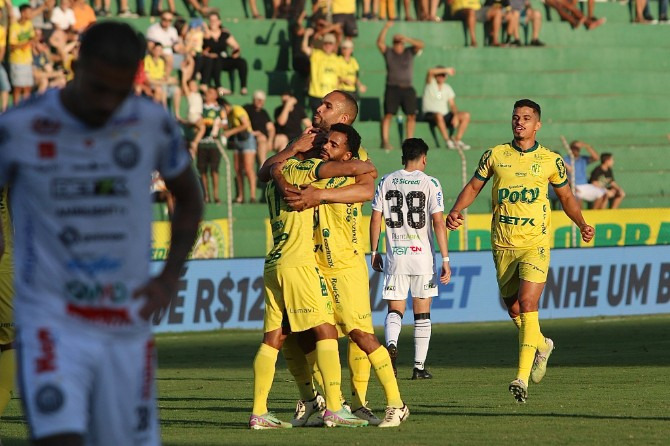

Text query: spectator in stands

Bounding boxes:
[332,0,358,38]
[0,10,11,112]
[201,12,248,95]
[337,39,366,101]
[506,0,544,46]
[379,0,398,20]
[71,0,96,34]
[562,141,606,208]
[9,5,36,105]
[30,0,55,34]
[191,87,224,204]
[476,0,506,47]
[93,0,110,17]
[420,0,442,21]
[377,21,424,151]
[273,92,311,151]
[361,0,377,20]
[543,0,605,30]
[49,0,78,66]
[244,90,276,165]
[288,9,310,79]
[303,30,341,115]
[422,66,471,150]
[147,11,183,77]
[150,0,176,17]
[590,153,625,209]
[220,97,258,204]
[32,29,67,93]
[450,0,481,46]
[144,42,176,107]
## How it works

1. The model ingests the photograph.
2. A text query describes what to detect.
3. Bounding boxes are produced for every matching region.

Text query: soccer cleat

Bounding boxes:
[509,379,528,403]
[531,338,555,384]
[323,408,369,427]
[387,344,398,377]
[378,404,410,428]
[411,367,433,380]
[291,393,326,427]
[352,405,382,426]
[249,412,293,429]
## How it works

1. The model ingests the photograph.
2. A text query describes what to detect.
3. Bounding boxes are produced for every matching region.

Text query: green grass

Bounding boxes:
[2,314,670,445]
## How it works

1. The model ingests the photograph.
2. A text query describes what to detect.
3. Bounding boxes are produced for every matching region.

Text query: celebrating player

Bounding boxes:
[446,99,594,403]
[369,138,451,380]
[0,22,204,444]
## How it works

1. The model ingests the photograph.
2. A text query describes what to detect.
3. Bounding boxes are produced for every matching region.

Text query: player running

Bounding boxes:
[369,138,451,380]
[446,99,594,403]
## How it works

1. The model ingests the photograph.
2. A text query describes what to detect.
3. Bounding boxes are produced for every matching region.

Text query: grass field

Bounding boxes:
[2,314,669,445]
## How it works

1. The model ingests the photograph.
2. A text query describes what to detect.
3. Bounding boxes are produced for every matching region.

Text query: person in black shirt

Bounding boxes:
[244,90,276,164]
[590,153,625,209]
[273,92,311,151]
[201,12,249,95]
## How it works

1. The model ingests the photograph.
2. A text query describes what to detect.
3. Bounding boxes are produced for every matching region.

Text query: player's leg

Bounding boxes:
[211,147,222,204]
[452,111,471,148]
[409,274,438,379]
[383,274,408,377]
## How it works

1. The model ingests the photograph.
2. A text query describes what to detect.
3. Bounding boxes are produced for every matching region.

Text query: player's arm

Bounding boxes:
[257,130,320,182]
[553,183,594,243]
[432,211,451,285]
[270,160,299,198]
[377,21,392,53]
[134,165,203,320]
[369,209,384,272]
[285,172,375,210]
[317,158,377,179]
[446,176,486,230]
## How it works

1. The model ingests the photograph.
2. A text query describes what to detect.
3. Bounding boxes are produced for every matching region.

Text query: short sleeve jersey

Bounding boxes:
[337,56,359,93]
[9,20,35,65]
[202,103,221,138]
[228,105,249,129]
[309,49,341,98]
[265,157,323,272]
[0,89,191,332]
[475,141,568,250]
[371,169,444,275]
[313,148,368,270]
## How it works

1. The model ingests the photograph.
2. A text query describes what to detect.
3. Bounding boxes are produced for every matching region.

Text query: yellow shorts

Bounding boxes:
[263,265,334,334]
[492,246,550,298]
[0,269,14,345]
[323,262,374,337]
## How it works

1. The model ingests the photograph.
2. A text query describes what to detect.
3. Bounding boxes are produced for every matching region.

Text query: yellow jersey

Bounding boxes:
[9,20,35,65]
[143,55,165,82]
[228,105,249,129]
[0,187,13,275]
[313,148,368,270]
[475,141,568,250]
[309,49,341,99]
[337,56,359,93]
[265,157,324,271]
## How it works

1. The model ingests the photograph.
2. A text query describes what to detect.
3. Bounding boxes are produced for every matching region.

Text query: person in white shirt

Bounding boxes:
[146,11,183,75]
[422,66,471,151]
[50,0,76,31]
[369,137,451,380]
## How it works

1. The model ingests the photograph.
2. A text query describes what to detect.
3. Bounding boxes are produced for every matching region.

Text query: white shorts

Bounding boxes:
[382,274,438,300]
[17,321,160,445]
[575,184,606,202]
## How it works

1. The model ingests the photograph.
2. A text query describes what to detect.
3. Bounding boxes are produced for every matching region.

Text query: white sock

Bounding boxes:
[385,311,402,347]
[414,318,431,370]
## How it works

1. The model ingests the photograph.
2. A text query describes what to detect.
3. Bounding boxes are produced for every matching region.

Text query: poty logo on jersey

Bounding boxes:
[52,177,129,199]
[66,256,122,275]
[65,280,129,303]
[497,187,540,204]
[113,141,140,169]
[392,178,421,185]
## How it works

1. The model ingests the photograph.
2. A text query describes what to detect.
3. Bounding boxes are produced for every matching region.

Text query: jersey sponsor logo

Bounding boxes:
[38,141,56,159]
[391,246,423,255]
[556,158,567,179]
[392,178,420,185]
[530,162,542,177]
[58,226,126,247]
[437,191,443,207]
[384,285,396,291]
[66,256,123,275]
[478,150,492,170]
[66,303,132,324]
[65,280,129,304]
[113,141,140,169]
[496,163,512,168]
[55,205,127,217]
[329,277,340,304]
[326,177,347,188]
[289,307,315,314]
[423,282,437,290]
[392,233,421,241]
[31,117,61,135]
[497,186,540,204]
[36,328,56,373]
[52,177,129,199]
[296,159,316,171]
[499,215,536,226]
[515,172,527,177]
[35,384,65,414]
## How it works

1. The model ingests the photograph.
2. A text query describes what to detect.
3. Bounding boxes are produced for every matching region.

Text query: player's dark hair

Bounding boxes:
[401,138,429,164]
[78,22,146,70]
[331,90,359,123]
[514,99,541,119]
[601,152,612,163]
[330,123,361,158]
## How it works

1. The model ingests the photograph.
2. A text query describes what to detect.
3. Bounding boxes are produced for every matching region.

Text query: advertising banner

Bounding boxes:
[152,219,230,260]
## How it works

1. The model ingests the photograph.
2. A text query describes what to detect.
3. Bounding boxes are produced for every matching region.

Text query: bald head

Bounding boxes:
[313,90,359,130]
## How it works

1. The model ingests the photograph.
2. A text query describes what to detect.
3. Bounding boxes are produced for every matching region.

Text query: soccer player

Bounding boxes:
[0,187,14,416]
[446,99,595,403]
[0,22,204,444]
[369,138,451,380]
[251,130,375,429]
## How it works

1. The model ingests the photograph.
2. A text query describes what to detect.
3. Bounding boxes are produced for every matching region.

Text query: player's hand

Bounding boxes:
[284,184,321,211]
[371,252,384,272]
[446,210,464,230]
[292,130,320,153]
[384,21,393,29]
[440,263,451,285]
[580,224,595,243]
[133,276,177,321]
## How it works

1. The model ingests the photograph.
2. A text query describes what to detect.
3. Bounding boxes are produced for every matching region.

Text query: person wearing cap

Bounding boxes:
[377,21,424,151]
[302,29,342,116]
[337,39,366,101]
[244,90,276,165]
[422,66,471,150]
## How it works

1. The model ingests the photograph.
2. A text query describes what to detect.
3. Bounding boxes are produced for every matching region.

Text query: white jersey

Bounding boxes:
[372,169,444,275]
[0,89,191,333]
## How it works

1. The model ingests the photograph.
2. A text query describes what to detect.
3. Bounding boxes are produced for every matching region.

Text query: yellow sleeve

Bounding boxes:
[549,153,569,187]
[283,158,324,185]
[474,148,494,181]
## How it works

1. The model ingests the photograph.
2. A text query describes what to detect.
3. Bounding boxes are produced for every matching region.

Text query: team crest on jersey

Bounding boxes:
[113,141,140,169]
[35,384,65,414]
[530,162,542,177]
[556,158,567,179]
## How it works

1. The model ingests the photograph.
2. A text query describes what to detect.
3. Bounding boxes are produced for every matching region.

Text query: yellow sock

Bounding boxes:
[315,339,343,412]
[517,312,541,384]
[512,315,522,329]
[282,335,317,401]
[348,341,370,410]
[0,349,14,415]
[513,315,548,350]
[369,346,403,408]
[305,349,325,393]
[252,343,278,415]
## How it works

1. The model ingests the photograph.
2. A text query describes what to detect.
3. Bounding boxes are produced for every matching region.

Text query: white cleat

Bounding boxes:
[378,404,409,427]
[531,338,554,384]
[509,378,528,403]
[291,393,326,427]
